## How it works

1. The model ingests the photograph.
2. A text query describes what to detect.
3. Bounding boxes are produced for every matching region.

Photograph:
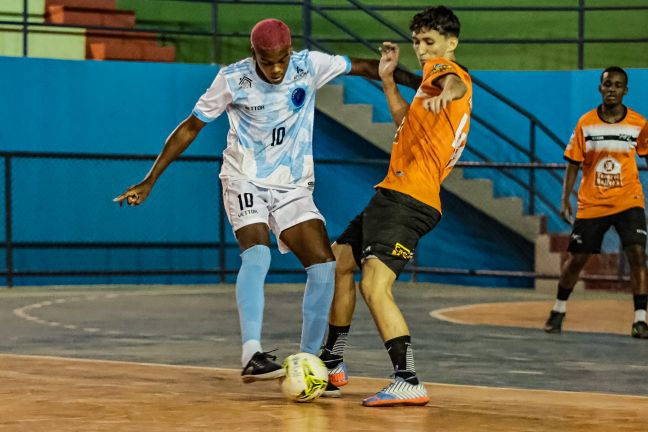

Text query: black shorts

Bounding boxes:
[568,207,647,254]
[336,188,441,277]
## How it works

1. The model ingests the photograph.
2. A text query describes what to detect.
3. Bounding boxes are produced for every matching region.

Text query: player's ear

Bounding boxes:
[250,46,256,60]
[445,36,458,55]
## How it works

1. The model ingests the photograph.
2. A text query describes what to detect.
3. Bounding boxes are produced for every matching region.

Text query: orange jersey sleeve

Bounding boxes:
[569,107,648,218]
[564,120,586,163]
[637,123,648,157]
[376,58,472,213]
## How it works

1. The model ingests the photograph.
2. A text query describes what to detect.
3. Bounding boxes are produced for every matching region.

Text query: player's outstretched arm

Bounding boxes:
[348,54,421,90]
[560,161,580,224]
[113,115,206,207]
[423,74,468,114]
[377,42,410,126]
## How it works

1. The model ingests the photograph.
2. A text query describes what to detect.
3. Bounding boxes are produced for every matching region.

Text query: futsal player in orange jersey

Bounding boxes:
[319,6,472,406]
[543,66,648,338]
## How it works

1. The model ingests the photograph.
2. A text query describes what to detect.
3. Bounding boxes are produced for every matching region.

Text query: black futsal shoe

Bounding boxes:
[543,311,565,334]
[631,321,648,339]
[241,351,285,383]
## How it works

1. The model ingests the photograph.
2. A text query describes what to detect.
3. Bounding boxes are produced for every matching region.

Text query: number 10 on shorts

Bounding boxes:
[238,193,253,211]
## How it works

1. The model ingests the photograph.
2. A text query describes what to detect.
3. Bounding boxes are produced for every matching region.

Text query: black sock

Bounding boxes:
[385,335,419,385]
[557,284,573,301]
[633,294,648,311]
[320,324,350,367]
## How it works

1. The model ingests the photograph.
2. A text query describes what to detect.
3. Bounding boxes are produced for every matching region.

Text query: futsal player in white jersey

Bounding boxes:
[115,18,421,381]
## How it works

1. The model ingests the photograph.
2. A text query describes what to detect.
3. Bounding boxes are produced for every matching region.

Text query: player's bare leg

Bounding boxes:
[280,219,334,267]
[544,253,590,334]
[359,258,404,340]
[318,243,357,393]
[280,219,336,354]
[330,243,358,326]
[559,253,590,290]
[235,223,271,250]
[235,223,284,382]
[624,244,648,338]
[359,258,428,407]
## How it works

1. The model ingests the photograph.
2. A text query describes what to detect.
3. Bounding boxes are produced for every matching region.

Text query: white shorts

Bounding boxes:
[222,179,325,253]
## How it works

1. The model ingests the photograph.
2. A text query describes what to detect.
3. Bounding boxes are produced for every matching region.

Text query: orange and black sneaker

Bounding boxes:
[327,361,348,387]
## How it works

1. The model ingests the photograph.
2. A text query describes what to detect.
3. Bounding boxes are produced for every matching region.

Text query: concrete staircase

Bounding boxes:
[45,0,175,62]
[316,84,543,243]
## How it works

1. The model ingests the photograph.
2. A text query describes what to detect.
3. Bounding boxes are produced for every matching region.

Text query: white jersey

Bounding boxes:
[193,49,352,188]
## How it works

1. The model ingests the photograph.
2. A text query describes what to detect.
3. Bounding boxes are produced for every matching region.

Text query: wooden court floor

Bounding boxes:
[2,284,648,431]
[1,354,647,432]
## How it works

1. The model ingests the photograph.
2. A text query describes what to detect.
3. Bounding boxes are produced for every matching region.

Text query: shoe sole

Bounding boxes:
[544,327,562,334]
[362,396,430,407]
[241,369,285,383]
[321,389,342,398]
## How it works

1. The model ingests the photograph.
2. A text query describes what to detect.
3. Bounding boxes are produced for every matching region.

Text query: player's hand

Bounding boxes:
[379,42,400,81]
[113,180,153,207]
[560,200,574,224]
[423,93,453,114]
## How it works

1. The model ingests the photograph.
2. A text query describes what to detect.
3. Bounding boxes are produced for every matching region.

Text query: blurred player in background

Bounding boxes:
[544,66,648,339]
[114,18,421,383]
[319,6,472,406]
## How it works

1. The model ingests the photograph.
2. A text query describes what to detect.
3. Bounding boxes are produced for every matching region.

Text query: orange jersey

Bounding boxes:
[564,107,648,219]
[376,58,472,213]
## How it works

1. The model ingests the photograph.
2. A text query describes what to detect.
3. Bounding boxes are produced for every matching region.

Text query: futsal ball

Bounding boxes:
[280,352,329,402]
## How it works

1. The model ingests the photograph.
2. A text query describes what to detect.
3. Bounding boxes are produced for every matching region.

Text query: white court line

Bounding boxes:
[430,302,526,325]
[12,294,230,342]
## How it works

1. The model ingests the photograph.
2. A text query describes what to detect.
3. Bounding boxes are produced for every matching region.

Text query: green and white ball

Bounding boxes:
[280,352,329,402]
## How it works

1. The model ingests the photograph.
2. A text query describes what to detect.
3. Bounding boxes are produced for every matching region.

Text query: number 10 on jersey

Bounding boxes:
[271,127,285,146]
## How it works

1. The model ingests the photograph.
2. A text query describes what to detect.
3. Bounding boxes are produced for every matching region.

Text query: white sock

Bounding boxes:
[241,339,262,367]
[553,300,567,313]
[635,310,647,323]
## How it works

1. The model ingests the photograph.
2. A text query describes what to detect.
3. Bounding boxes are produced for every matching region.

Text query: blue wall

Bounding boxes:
[0,56,539,287]
[340,69,648,233]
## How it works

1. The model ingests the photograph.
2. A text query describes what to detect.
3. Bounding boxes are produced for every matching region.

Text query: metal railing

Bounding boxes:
[8,1,648,67]
[5,1,646,221]
[0,151,641,287]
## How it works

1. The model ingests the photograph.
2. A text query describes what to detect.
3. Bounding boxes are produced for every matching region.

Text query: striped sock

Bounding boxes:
[385,335,419,385]
[320,324,350,367]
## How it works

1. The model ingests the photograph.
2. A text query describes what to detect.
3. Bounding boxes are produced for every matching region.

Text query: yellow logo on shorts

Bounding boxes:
[391,243,413,259]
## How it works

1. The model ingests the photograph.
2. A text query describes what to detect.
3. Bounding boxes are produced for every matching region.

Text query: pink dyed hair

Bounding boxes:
[250,18,292,51]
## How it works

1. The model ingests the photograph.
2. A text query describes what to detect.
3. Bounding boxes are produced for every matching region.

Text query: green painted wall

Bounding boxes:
[117,0,648,69]
[2,1,646,67]
[0,0,85,60]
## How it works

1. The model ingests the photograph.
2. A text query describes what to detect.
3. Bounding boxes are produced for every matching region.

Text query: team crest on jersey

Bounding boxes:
[290,87,307,110]
[238,75,253,89]
[294,65,307,79]
[391,243,413,260]
[595,157,622,188]
[430,63,451,74]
